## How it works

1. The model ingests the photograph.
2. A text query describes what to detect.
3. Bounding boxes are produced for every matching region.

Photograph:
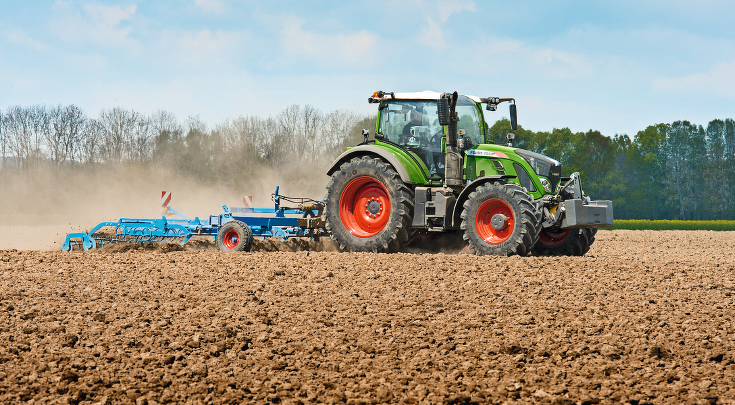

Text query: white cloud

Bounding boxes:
[436,1,475,23]
[419,17,445,49]
[193,0,224,13]
[653,60,735,97]
[53,3,137,47]
[158,29,247,66]
[416,1,475,50]
[4,30,46,51]
[482,38,524,54]
[469,37,594,79]
[532,48,594,78]
[281,17,377,64]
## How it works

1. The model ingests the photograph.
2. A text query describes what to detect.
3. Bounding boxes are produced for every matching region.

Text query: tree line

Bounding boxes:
[0,104,370,184]
[2,103,733,220]
[488,118,735,220]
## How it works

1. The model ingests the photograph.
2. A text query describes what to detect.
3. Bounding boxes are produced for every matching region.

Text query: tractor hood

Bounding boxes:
[467,145,562,193]
[514,150,561,183]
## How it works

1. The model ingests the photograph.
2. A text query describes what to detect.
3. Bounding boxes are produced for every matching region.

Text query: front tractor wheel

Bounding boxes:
[325,156,415,252]
[461,182,540,256]
[532,227,596,256]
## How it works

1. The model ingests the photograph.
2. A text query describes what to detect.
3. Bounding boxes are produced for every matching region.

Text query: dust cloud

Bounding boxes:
[0,164,332,250]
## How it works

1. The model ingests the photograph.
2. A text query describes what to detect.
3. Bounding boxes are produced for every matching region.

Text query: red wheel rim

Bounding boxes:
[539,228,570,246]
[475,199,514,245]
[339,176,391,237]
[223,229,240,249]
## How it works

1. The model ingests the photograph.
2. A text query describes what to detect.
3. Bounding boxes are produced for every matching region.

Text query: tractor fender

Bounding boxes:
[450,175,517,228]
[327,145,412,183]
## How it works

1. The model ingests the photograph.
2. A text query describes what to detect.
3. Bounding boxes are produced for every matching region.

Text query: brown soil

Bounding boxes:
[1,230,734,404]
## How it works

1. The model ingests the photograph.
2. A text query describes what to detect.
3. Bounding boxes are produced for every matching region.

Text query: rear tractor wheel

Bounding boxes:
[460,182,541,256]
[324,156,415,253]
[217,220,254,252]
[532,227,596,256]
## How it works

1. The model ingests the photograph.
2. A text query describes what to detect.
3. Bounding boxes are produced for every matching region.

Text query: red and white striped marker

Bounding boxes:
[243,195,253,208]
[161,191,172,207]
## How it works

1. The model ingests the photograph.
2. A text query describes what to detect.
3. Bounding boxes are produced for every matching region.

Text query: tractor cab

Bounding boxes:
[375,92,486,181]
[377,100,444,178]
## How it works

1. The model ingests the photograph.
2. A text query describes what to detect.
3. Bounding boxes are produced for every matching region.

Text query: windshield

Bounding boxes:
[378,101,442,146]
[377,96,484,146]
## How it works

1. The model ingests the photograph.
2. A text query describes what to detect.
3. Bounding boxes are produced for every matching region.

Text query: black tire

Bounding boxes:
[460,182,541,256]
[582,228,596,254]
[216,220,253,252]
[532,227,596,256]
[324,156,415,253]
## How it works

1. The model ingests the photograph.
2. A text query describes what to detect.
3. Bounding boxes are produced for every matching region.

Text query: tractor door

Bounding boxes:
[378,101,444,179]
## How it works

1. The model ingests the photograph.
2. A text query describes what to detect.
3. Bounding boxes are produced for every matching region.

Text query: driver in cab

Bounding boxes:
[402,109,438,177]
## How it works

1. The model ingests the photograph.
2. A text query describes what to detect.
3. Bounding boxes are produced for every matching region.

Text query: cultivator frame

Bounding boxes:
[62,187,327,252]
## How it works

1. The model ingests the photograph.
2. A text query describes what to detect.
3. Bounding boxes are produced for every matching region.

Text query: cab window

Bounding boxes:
[455,96,483,146]
[378,101,442,146]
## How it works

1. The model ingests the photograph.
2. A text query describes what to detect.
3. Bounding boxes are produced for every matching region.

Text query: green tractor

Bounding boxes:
[324,91,613,256]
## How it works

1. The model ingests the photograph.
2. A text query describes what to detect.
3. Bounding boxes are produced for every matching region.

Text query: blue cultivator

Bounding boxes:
[62,187,326,252]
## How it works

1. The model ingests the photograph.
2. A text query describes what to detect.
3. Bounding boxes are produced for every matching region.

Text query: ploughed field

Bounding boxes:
[1,230,735,404]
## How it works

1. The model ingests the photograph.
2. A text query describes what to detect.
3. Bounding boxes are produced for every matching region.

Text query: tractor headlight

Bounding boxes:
[515,150,562,192]
[540,177,552,192]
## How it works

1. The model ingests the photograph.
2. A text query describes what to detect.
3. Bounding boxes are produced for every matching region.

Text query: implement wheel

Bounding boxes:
[325,156,415,253]
[461,182,540,256]
[532,227,596,256]
[217,220,253,252]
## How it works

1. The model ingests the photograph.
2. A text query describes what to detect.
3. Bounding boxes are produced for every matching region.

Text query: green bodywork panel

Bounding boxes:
[342,141,440,185]
[373,140,441,184]
[463,144,547,200]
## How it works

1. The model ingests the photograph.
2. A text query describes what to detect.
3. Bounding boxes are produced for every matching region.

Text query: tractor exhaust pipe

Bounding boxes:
[438,92,459,147]
[438,92,463,187]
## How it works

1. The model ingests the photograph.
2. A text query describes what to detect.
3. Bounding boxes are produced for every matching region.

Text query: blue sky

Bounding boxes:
[1,0,734,137]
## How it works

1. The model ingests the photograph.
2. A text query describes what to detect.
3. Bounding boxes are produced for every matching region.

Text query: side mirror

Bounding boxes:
[509,104,518,131]
[437,97,450,126]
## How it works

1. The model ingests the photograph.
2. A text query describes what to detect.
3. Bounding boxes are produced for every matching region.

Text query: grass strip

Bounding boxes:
[608,220,735,231]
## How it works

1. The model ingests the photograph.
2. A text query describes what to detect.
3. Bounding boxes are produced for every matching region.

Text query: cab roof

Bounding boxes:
[383,90,482,103]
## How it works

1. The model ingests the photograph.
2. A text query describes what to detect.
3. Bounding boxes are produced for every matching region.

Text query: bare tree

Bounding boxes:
[300,104,323,169]
[260,116,284,167]
[322,109,363,162]
[97,107,143,164]
[46,104,86,167]
[132,116,152,162]
[77,118,102,165]
[274,104,302,168]
[151,110,183,162]
[3,105,49,170]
